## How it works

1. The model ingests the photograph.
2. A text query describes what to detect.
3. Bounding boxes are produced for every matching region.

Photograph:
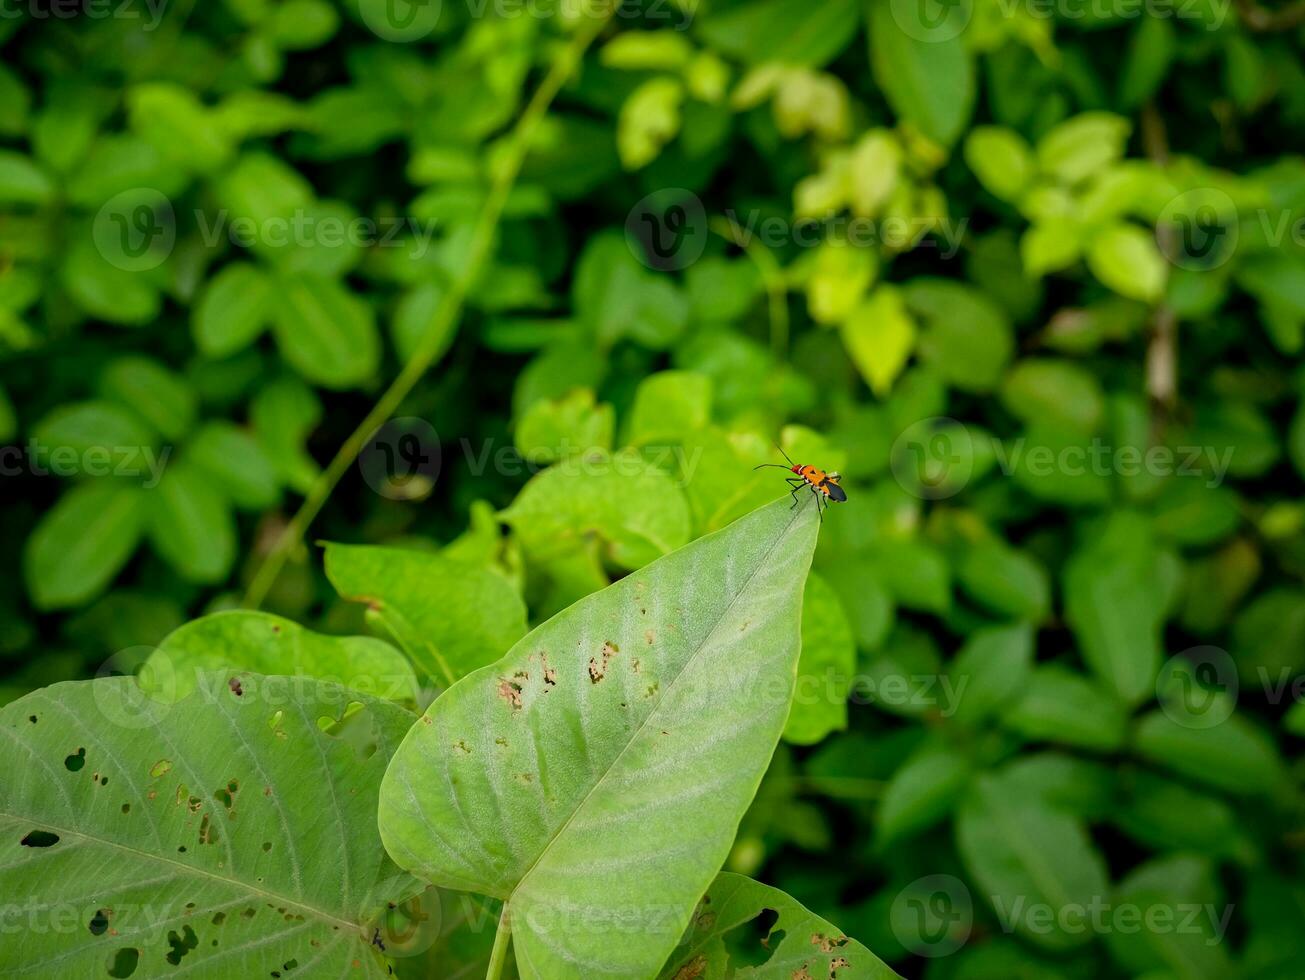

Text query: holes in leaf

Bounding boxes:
[28,715,37,724]
[21,830,59,848]
[106,947,139,978]
[317,702,379,760]
[199,814,219,846]
[165,925,198,965]
[721,907,783,969]
[88,909,111,935]
[262,841,272,853]
[211,912,226,926]
[65,748,86,772]
[215,780,239,814]
[121,804,131,815]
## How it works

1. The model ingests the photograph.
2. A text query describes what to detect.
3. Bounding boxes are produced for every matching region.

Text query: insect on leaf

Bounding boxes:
[378,496,821,979]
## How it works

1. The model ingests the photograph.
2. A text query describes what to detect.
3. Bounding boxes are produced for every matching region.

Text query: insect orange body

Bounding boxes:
[755,448,848,520]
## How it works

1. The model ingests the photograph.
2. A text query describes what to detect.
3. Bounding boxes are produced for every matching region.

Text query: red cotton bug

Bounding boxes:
[755,444,847,521]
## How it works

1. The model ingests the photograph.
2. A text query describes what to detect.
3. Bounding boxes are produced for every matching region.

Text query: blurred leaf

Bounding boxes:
[1086,223,1167,302]
[1036,112,1131,185]
[948,623,1034,726]
[325,543,528,688]
[516,388,614,463]
[785,572,856,745]
[876,738,971,846]
[868,0,974,146]
[957,773,1110,951]
[1131,710,1284,795]
[147,460,237,584]
[24,482,147,611]
[193,262,275,357]
[840,286,916,398]
[146,610,418,702]
[1064,513,1165,705]
[187,421,281,510]
[97,356,196,442]
[271,273,380,388]
[501,451,693,571]
[1004,665,1127,752]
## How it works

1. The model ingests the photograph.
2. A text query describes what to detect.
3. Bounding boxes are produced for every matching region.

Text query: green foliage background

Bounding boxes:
[2,0,1305,977]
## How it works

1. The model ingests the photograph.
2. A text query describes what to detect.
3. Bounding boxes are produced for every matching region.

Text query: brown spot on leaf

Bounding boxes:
[453,740,471,755]
[540,653,556,685]
[497,679,523,709]
[645,629,655,645]
[792,967,813,980]
[672,956,706,980]
[811,934,848,953]
[830,956,850,976]
[228,677,243,697]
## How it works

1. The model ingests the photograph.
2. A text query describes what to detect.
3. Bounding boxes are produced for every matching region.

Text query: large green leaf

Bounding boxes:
[377,497,820,979]
[0,673,416,977]
[658,873,898,979]
[142,611,420,703]
[324,543,528,688]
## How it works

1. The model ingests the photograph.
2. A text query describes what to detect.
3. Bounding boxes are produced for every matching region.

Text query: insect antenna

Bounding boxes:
[753,441,799,471]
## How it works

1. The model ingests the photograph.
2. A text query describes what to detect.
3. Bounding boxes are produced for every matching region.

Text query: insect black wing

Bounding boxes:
[824,480,847,502]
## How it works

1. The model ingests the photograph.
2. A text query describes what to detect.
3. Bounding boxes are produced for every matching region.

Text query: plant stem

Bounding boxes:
[485,900,512,980]
[242,9,614,609]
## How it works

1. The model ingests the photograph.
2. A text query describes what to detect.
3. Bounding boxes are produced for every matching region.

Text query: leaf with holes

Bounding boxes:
[658,872,899,979]
[0,672,418,977]
[378,497,820,979]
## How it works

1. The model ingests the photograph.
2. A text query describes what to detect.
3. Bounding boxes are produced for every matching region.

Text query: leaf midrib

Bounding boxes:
[507,498,809,903]
[0,811,363,935]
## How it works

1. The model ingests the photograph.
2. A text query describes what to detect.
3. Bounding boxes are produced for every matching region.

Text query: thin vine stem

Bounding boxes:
[485,900,512,980]
[243,9,614,609]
